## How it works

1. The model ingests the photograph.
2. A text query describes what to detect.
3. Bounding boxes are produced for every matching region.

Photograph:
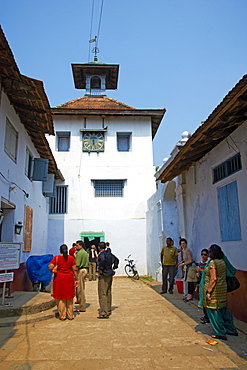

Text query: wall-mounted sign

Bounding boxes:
[0,243,21,270]
[0,272,14,283]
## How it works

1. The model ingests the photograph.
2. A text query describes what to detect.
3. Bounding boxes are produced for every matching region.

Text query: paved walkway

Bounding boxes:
[0,277,247,369]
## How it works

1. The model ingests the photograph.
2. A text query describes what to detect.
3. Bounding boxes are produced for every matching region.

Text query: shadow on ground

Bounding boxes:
[150,282,247,362]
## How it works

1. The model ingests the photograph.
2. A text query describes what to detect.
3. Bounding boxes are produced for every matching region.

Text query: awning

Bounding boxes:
[80,232,105,242]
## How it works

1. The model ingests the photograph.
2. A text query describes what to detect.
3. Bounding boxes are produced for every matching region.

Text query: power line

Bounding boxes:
[88,0,95,61]
[88,0,104,62]
[96,0,104,49]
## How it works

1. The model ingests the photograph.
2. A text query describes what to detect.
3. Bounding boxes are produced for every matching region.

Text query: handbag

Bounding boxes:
[186,266,198,282]
[51,256,58,274]
[226,275,240,292]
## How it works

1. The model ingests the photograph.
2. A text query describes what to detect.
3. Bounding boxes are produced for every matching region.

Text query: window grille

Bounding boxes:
[49,186,68,213]
[94,180,124,197]
[213,153,242,183]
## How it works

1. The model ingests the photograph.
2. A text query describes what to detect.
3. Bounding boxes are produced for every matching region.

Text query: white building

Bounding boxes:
[0,27,62,291]
[46,59,165,275]
[149,75,247,322]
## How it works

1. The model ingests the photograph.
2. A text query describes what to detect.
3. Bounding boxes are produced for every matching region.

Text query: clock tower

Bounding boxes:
[71,56,119,97]
[48,51,165,275]
[70,56,120,152]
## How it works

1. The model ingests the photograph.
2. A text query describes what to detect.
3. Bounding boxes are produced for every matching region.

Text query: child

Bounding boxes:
[196,249,209,324]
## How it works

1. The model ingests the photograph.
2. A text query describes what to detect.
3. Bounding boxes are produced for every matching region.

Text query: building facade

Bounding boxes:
[150,75,247,322]
[46,60,165,275]
[0,27,61,291]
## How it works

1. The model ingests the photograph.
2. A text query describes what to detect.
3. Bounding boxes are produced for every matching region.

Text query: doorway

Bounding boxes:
[79,232,105,251]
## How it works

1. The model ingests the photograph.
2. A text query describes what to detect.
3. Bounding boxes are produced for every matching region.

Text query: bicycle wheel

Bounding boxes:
[133,269,139,280]
[125,265,136,278]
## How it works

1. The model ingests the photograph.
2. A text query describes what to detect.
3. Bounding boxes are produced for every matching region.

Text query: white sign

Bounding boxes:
[0,243,21,270]
[0,272,14,283]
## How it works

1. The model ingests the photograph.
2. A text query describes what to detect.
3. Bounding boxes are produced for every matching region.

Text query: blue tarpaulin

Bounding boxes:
[26,254,53,286]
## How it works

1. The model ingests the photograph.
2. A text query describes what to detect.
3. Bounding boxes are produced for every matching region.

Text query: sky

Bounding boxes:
[1,0,247,167]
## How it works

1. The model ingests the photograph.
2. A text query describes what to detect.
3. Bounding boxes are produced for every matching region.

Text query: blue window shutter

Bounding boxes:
[227,181,241,240]
[57,133,70,151]
[218,181,241,241]
[42,174,55,197]
[32,158,49,181]
[117,134,130,151]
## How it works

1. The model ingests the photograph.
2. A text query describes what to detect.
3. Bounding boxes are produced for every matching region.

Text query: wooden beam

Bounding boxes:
[4,87,41,101]
[12,100,46,114]
[22,121,47,133]
[0,57,12,66]
[3,77,35,91]
[181,142,219,161]
[17,110,47,124]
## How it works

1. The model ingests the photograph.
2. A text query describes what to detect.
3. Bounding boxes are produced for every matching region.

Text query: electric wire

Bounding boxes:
[0,172,29,197]
[87,0,104,62]
[88,0,95,61]
[95,0,104,49]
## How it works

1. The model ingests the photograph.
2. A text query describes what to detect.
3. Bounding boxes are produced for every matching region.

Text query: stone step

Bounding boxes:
[0,306,58,327]
[0,291,56,318]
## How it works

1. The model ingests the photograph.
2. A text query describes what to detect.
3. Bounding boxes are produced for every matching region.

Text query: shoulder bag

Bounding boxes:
[226,275,240,292]
[51,256,58,274]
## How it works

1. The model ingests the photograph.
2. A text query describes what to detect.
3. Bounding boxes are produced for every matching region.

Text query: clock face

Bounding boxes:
[83,132,104,152]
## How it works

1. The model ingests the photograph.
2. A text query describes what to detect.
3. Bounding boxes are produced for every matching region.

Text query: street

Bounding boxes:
[0,277,246,369]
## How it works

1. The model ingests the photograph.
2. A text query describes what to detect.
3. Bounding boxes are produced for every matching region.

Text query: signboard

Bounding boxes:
[0,243,21,270]
[0,272,14,283]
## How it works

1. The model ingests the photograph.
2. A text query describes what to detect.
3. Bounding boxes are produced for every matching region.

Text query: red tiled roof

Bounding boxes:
[52,95,166,139]
[54,96,136,110]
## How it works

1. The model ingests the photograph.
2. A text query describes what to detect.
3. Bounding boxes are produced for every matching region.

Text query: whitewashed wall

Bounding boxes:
[146,180,180,280]
[47,114,156,274]
[0,92,50,262]
[180,121,247,269]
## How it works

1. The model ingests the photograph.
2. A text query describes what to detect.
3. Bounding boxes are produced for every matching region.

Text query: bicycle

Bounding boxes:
[124,254,139,279]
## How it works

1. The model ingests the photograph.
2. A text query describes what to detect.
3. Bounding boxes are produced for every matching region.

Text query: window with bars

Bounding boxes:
[213,153,242,183]
[94,180,124,197]
[49,185,68,213]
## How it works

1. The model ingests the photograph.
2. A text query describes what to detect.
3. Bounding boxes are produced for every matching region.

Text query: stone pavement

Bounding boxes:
[0,277,247,370]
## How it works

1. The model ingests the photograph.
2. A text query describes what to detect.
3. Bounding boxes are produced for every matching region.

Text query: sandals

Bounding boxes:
[97,315,109,319]
[200,317,210,324]
[184,297,193,302]
[74,309,86,312]
[211,335,227,340]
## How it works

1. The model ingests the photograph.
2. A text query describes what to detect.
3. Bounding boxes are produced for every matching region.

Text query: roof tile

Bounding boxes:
[54,96,136,110]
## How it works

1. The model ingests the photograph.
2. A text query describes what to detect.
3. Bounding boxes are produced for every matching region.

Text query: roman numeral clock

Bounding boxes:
[82,132,104,152]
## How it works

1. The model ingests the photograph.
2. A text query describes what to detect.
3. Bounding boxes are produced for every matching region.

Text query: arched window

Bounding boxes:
[90,76,101,89]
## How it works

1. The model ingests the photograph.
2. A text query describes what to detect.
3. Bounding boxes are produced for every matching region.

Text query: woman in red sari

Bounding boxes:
[48,244,78,320]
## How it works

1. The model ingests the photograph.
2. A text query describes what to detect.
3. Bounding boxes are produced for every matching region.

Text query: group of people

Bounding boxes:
[160,237,238,340]
[47,236,238,340]
[48,241,119,321]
